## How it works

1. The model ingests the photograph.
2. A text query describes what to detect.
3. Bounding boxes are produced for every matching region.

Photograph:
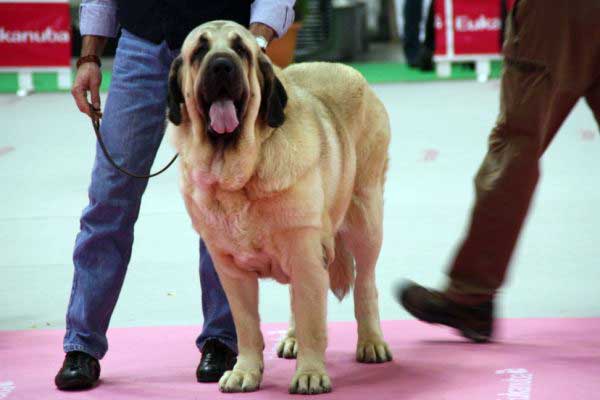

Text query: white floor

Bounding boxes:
[1,80,599,332]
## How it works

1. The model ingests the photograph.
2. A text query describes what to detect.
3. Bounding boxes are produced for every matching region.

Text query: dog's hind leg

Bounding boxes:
[276,287,298,359]
[342,187,392,363]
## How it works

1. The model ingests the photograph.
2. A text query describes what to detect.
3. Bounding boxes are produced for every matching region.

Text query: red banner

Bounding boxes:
[0,1,71,68]
[435,0,503,58]
[434,0,448,57]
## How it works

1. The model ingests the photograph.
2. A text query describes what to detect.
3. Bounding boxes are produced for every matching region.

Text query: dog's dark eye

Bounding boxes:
[231,40,248,59]
[191,42,210,64]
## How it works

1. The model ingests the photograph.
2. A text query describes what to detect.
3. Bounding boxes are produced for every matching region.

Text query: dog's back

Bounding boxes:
[282,62,390,179]
[283,62,388,136]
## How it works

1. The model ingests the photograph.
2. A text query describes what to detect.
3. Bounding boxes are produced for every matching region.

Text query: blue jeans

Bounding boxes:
[63,30,237,360]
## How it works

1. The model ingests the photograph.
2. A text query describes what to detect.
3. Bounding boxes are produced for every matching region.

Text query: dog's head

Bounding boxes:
[167,20,288,139]
[168,20,288,191]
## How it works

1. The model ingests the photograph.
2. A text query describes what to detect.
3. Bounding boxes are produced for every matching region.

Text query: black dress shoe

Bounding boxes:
[196,339,237,383]
[397,282,494,343]
[55,351,100,390]
[417,48,434,72]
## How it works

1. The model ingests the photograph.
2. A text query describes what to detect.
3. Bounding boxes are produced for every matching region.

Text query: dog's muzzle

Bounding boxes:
[198,54,247,136]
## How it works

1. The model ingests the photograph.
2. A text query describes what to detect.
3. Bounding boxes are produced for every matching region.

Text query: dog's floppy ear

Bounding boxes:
[167,56,184,125]
[258,54,287,128]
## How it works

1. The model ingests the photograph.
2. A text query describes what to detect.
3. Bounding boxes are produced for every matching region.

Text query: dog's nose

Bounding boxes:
[210,57,234,76]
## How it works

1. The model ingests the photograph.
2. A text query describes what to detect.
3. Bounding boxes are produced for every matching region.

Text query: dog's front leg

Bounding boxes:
[211,253,264,393]
[276,229,332,395]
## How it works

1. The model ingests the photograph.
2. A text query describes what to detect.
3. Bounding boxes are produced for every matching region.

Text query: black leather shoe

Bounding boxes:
[417,47,434,72]
[55,351,100,390]
[397,282,494,343]
[196,339,237,383]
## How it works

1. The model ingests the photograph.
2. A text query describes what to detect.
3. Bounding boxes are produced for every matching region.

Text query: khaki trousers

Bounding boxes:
[447,0,600,303]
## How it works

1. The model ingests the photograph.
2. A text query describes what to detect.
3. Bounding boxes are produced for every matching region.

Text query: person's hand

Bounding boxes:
[71,62,102,117]
[71,35,107,117]
[249,22,277,44]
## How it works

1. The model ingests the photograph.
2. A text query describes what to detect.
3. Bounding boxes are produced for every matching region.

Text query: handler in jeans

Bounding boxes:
[55,0,295,390]
[399,0,600,341]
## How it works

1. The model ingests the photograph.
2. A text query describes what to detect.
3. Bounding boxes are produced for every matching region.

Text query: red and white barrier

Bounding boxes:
[0,0,72,94]
[434,0,513,81]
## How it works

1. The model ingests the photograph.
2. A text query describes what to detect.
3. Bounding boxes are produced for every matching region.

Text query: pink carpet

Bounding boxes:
[1,318,599,400]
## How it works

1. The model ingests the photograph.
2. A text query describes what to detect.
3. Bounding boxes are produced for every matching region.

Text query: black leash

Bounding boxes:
[90,107,179,179]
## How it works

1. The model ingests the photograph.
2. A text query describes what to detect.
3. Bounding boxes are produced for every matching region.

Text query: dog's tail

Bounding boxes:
[328,235,355,301]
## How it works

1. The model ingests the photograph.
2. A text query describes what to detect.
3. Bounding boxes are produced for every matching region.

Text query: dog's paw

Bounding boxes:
[289,369,332,395]
[356,338,393,363]
[276,335,298,359]
[219,368,262,393]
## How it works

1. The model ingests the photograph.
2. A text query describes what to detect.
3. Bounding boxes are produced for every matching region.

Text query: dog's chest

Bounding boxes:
[196,190,262,249]
[190,188,276,265]
[187,180,321,283]
[199,194,295,280]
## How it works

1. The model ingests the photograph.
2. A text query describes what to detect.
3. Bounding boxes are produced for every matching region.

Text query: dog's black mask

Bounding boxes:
[166,51,288,135]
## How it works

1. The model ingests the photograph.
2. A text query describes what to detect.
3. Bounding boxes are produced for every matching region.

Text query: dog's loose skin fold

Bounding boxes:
[168,21,392,395]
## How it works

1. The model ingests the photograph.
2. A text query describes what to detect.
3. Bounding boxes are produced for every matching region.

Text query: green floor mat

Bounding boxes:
[0,61,502,94]
[348,61,503,84]
[0,71,112,94]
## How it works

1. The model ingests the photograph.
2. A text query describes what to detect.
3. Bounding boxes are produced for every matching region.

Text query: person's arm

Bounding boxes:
[72,0,118,116]
[249,0,296,45]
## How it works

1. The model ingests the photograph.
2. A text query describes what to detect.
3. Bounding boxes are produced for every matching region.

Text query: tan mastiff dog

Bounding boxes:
[167,20,392,395]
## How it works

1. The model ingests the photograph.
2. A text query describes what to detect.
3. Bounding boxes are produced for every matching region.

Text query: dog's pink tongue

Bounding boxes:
[209,100,239,134]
